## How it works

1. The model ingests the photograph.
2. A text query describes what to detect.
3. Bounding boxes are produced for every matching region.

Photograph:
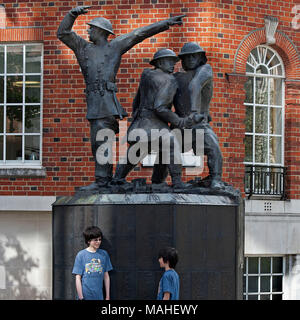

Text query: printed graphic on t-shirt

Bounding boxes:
[85,258,103,274]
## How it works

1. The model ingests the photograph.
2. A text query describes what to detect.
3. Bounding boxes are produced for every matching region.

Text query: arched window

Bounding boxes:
[244,45,285,196]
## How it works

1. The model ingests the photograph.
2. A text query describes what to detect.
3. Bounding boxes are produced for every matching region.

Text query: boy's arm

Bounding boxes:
[163,292,171,300]
[75,274,84,300]
[104,271,110,300]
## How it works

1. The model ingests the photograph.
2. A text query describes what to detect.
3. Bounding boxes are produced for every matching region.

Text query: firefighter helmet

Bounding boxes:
[149,48,180,65]
[178,42,205,57]
[87,17,114,35]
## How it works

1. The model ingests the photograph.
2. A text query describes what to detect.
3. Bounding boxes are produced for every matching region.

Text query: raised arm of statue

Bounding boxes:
[114,15,185,55]
[57,6,90,51]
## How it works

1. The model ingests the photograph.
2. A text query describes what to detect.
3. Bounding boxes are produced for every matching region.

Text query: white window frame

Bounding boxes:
[244,45,285,167]
[243,256,285,300]
[0,43,43,168]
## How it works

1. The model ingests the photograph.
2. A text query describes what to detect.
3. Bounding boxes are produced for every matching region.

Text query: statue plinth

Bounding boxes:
[52,193,244,300]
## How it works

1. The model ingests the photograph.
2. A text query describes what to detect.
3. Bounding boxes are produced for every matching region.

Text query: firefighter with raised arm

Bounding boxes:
[57,6,185,191]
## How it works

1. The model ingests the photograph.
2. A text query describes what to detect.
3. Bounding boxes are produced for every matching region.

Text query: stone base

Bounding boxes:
[52,193,244,300]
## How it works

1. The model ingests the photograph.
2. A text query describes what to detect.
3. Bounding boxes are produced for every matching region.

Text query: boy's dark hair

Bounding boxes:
[83,226,103,245]
[158,247,178,269]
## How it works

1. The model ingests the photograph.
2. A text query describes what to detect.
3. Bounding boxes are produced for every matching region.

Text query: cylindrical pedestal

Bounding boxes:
[52,193,244,300]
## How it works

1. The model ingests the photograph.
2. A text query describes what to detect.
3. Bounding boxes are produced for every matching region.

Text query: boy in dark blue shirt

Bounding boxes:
[157,247,180,300]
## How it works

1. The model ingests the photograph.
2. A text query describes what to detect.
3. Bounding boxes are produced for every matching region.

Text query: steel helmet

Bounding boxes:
[87,17,114,35]
[178,42,205,57]
[149,48,180,65]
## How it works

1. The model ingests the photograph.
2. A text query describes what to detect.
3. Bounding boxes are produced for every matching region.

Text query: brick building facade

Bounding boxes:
[0,0,300,300]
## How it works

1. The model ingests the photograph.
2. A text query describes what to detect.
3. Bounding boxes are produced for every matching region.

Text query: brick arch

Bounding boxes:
[234,28,300,79]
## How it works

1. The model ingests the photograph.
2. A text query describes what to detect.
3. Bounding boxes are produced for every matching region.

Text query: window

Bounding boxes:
[244,46,285,196]
[244,45,284,166]
[0,44,43,166]
[243,256,285,300]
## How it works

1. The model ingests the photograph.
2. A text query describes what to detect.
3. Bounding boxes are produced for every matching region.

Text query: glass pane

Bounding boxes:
[270,78,282,105]
[272,294,282,300]
[248,276,258,292]
[255,106,268,133]
[0,136,3,160]
[0,46,4,73]
[26,45,42,73]
[268,55,280,69]
[6,135,22,160]
[246,63,254,73]
[25,106,40,133]
[261,257,271,273]
[272,276,282,292]
[6,106,22,133]
[25,135,40,160]
[248,257,259,273]
[269,137,282,164]
[248,294,258,300]
[270,65,283,76]
[270,108,282,135]
[251,47,260,64]
[245,106,253,132]
[245,135,253,162]
[272,257,283,273]
[247,54,257,68]
[25,75,40,103]
[256,65,268,74]
[244,77,254,103]
[255,136,268,163]
[255,77,268,105]
[258,47,267,64]
[261,276,270,292]
[7,76,23,103]
[265,49,275,66]
[260,294,270,300]
[0,76,3,103]
[0,106,3,132]
[7,45,23,74]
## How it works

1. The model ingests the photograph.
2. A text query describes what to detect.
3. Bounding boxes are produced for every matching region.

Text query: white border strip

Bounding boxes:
[0,196,56,211]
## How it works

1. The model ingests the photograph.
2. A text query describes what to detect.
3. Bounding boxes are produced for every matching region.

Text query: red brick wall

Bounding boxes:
[0,0,299,198]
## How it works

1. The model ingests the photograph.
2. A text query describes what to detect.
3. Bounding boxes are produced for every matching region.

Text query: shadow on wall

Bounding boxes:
[0,234,48,300]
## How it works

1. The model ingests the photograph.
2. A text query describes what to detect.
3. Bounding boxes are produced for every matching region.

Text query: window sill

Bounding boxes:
[0,167,46,177]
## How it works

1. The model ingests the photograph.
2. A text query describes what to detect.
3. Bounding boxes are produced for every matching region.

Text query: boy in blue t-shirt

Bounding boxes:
[157,247,180,300]
[72,226,113,300]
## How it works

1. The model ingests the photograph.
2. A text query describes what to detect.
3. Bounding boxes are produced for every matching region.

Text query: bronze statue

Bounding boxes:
[113,49,198,189]
[57,6,185,191]
[152,42,223,189]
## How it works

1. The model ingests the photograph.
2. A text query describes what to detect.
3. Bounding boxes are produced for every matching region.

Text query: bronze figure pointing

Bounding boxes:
[57,6,185,191]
